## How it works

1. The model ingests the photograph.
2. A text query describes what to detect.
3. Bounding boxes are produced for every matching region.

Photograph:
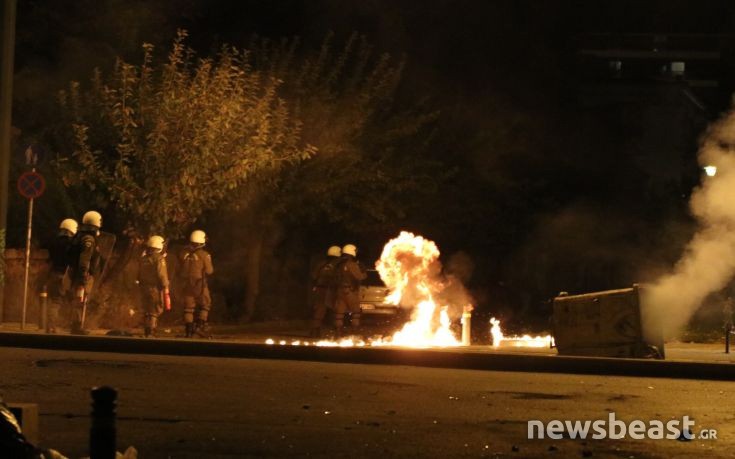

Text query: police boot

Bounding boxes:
[144,326,152,337]
[184,322,194,338]
[70,321,89,336]
[351,314,362,333]
[195,320,211,339]
[149,317,158,338]
[47,310,58,334]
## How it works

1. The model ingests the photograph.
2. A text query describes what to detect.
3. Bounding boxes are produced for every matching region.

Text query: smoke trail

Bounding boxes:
[644,107,735,337]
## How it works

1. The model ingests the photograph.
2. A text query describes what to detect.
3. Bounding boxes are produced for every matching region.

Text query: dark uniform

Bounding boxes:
[68,224,101,333]
[137,250,170,337]
[310,255,340,337]
[179,245,214,337]
[45,228,75,332]
[334,255,367,335]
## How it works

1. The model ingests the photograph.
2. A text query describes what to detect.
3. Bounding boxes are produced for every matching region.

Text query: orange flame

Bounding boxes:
[374,232,461,347]
[490,317,552,348]
[376,231,441,306]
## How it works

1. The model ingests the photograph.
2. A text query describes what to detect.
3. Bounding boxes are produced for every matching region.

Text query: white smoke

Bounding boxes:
[644,107,735,338]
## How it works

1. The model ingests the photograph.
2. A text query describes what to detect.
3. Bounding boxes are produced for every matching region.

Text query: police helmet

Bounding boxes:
[190,230,206,245]
[59,218,78,235]
[82,210,102,228]
[342,244,357,257]
[147,235,165,251]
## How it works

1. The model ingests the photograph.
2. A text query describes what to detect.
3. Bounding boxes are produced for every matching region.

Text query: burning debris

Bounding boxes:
[490,317,552,348]
[263,316,552,349]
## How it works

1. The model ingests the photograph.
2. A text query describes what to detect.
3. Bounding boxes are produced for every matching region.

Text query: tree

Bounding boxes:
[50,30,442,323]
[252,33,440,226]
[219,33,443,320]
[54,30,315,237]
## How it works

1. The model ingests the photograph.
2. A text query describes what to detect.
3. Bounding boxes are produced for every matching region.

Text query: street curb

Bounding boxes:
[0,332,733,380]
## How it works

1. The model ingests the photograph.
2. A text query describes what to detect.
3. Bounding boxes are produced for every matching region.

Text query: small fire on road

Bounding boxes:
[265,317,552,348]
[489,317,552,348]
[266,232,551,349]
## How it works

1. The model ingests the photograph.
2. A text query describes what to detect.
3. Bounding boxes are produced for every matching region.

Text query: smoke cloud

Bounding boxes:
[644,107,735,338]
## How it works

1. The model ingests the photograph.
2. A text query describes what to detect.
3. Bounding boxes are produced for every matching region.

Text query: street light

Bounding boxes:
[704,165,717,177]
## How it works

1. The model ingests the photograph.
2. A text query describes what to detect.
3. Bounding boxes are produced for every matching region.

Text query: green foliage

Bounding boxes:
[55,30,315,236]
[233,33,443,230]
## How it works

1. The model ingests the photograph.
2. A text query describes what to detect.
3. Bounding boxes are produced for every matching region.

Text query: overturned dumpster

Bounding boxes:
[552,285,665,359]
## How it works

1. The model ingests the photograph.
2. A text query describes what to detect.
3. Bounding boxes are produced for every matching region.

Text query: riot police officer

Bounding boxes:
[310,245,341,338]
[179,230,214,338]
[333,244,366,337]
[68,210,103,335]
[45,218,78,333]
[137,235,170,337]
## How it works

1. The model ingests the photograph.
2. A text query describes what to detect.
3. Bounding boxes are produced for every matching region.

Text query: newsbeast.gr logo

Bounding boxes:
[528,413,718,440]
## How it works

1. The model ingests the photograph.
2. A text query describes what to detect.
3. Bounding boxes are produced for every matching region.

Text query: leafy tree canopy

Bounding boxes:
[228,32,444,232]
[54,30,315,237]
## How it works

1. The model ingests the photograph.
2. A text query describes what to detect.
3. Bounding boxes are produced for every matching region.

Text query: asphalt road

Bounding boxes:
[1,347,733,458]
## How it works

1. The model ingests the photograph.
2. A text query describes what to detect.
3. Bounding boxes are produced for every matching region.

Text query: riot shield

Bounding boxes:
[86,231,116,300]
[97,231,117,271]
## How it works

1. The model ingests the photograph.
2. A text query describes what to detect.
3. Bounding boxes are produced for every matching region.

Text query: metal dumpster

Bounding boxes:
[552,285,665,359]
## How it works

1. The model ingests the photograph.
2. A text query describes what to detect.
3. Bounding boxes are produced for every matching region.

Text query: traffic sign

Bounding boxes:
[17,170,46,199]
[23,144,45,166]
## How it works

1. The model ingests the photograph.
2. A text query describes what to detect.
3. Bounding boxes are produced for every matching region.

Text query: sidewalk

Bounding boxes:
[0,320,309,342]
[1,321,734,364]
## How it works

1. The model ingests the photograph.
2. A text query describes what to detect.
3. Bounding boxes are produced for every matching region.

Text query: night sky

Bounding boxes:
[10,0,735,323]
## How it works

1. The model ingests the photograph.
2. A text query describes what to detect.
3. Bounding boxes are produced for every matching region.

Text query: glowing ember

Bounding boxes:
[315,338,367,347]
[490,317,551,348]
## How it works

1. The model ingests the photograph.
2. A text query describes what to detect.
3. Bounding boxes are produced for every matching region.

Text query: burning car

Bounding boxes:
[359,269,402,317]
